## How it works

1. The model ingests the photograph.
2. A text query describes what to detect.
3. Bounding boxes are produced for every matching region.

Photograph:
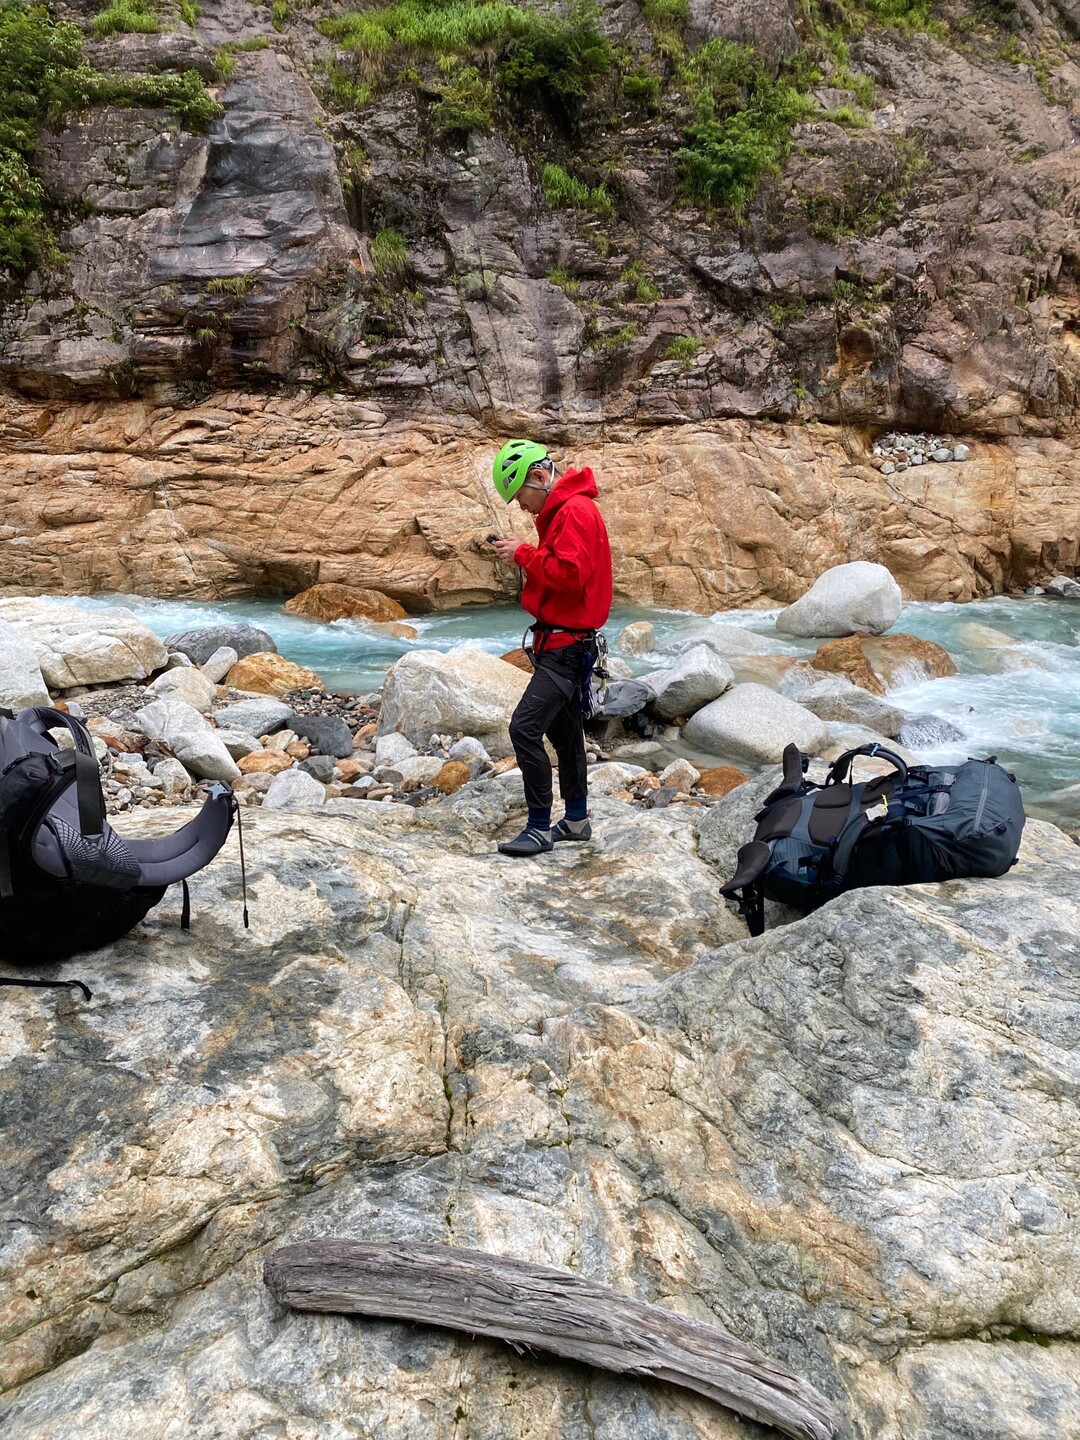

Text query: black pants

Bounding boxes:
[508,642,588,815]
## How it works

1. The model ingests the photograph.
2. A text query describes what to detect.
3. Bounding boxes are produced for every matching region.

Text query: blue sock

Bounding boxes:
[528,806,551,830]
[564,796,588,822]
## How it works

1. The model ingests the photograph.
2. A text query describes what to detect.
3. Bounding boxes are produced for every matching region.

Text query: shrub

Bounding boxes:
[674,44,812,207]
[323,62,374,110]
[541,161,613,215]
[271,0,288,30]
[664,334,699,361]
[432,61,494,133]
[547,266,581,296]
[179,0,200,25]
[371,225,407,282]
[88,0,159,38]
[620,259,659,302]
[496,8,613,120]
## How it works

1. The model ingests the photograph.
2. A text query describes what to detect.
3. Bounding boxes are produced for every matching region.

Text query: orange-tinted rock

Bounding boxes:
[491,756,520,776]
[500,648,533,672]
[285,741,311,760]
[813,634,957,696]
[433,760,472,794]
[354,721,378,746]
[237,749,294,774]
[85,716,147,753]
[284,583,407,623]
[225,652,325,696]
[337,756,372,782]
[696,765,750,797]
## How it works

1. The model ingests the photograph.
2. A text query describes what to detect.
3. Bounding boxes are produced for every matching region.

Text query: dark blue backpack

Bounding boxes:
[721,742,1026,935]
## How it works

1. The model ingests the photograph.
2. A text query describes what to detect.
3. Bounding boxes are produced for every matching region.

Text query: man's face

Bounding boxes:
[514,466,550,515]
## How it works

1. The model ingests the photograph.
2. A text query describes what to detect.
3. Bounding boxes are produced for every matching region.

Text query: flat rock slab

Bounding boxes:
[0,599,167,689]
[1,789,1078,1440]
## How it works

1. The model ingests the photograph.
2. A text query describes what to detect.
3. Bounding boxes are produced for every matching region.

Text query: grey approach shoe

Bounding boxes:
[551,817,592,843]
[498,826,554,858]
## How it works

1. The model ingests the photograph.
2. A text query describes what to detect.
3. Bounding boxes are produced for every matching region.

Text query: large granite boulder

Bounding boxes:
[143,665,218,713]
[0,618,49,709]
[775,561,903,638]
[683,682,829,763]
[0,599,167,689]
[284,583,407,623]
[379,648,529,757]
[1,792,1077,1440]
[166,625,278,665]
[641,644,734,721]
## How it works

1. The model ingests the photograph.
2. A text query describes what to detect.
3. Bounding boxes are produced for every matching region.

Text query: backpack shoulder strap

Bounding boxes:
[17,708,104,837]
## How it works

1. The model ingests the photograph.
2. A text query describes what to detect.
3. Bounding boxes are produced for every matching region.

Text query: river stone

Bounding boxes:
[448,736,491,773]
[214,727,262,761]
[0,793,1077,1440]
[379,649,529,758]
[1046,575,1080,599]
[289,714,353,759]
[812,633,958,695]
[149,756,193,794]
[212,698,294,736]
[615,620,655,654]
[143,665,218,713]
[376,732,418,766]
[661,625,781,657]
[786,674,906,737]
[683,683,829,763]
[641,644,734,721]
[899,713,968,748]
[199,646,239,684]
[299,754,336,783]
[775,560,903,638]
[0,599,167,688]
[262,767,327,809]
[592,677,653,718]
[0,618,49,709]
[586,761,648,794]
[132,697,242,783]
[284,583,407,623]
[226,652,325,697]
[166,624,278,665]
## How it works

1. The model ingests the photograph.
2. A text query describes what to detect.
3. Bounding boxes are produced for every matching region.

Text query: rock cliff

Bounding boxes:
[1,786,1078,1438]
[0,0,1078,606]
[1,393,1077,608]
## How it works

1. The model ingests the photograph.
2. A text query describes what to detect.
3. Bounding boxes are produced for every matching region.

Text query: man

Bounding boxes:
[489,438,613,858]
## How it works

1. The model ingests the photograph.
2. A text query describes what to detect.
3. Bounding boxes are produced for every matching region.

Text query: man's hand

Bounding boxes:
[490,537,521,564]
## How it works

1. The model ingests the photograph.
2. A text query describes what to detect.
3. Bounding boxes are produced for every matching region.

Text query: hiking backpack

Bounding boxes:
[0,706,240,996]
[721,742,1026,936]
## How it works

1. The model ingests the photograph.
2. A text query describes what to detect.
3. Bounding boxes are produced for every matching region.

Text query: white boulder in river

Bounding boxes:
[0,617,49,709]
[0,599,168,687]
[774,560,902,637]
[683,681,828,762]
[1,786,1077,1440]
[379,647,528,757]
[641,643,734,720]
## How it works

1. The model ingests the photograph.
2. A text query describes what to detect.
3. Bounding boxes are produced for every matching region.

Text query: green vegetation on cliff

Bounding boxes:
[0,0,219,280]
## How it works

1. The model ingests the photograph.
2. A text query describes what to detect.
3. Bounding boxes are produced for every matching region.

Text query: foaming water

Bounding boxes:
[55,591,1080,827]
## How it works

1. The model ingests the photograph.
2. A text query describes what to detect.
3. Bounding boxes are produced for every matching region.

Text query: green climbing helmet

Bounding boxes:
[492,438,549,503]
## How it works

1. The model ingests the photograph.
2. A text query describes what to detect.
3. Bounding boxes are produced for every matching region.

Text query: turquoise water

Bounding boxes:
[59,592,1080,826]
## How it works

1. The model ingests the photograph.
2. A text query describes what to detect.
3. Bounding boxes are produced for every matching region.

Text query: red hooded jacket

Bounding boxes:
[513,467,613,649]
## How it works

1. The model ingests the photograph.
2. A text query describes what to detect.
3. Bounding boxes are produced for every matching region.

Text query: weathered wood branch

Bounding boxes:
[264,1241,840,1440]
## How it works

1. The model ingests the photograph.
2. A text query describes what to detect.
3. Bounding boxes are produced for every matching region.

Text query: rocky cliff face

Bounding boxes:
[1,392,1076,608]
[1,0,1078,606]
[1,786,1078,1438]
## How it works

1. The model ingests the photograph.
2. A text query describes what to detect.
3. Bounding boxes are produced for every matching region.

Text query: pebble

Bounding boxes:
[872,431,971,466]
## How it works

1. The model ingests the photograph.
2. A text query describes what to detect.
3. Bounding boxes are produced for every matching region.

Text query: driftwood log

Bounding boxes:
[264,1241,840,1440]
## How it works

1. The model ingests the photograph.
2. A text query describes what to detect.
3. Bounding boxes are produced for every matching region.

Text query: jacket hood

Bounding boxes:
[543,466,598,512]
